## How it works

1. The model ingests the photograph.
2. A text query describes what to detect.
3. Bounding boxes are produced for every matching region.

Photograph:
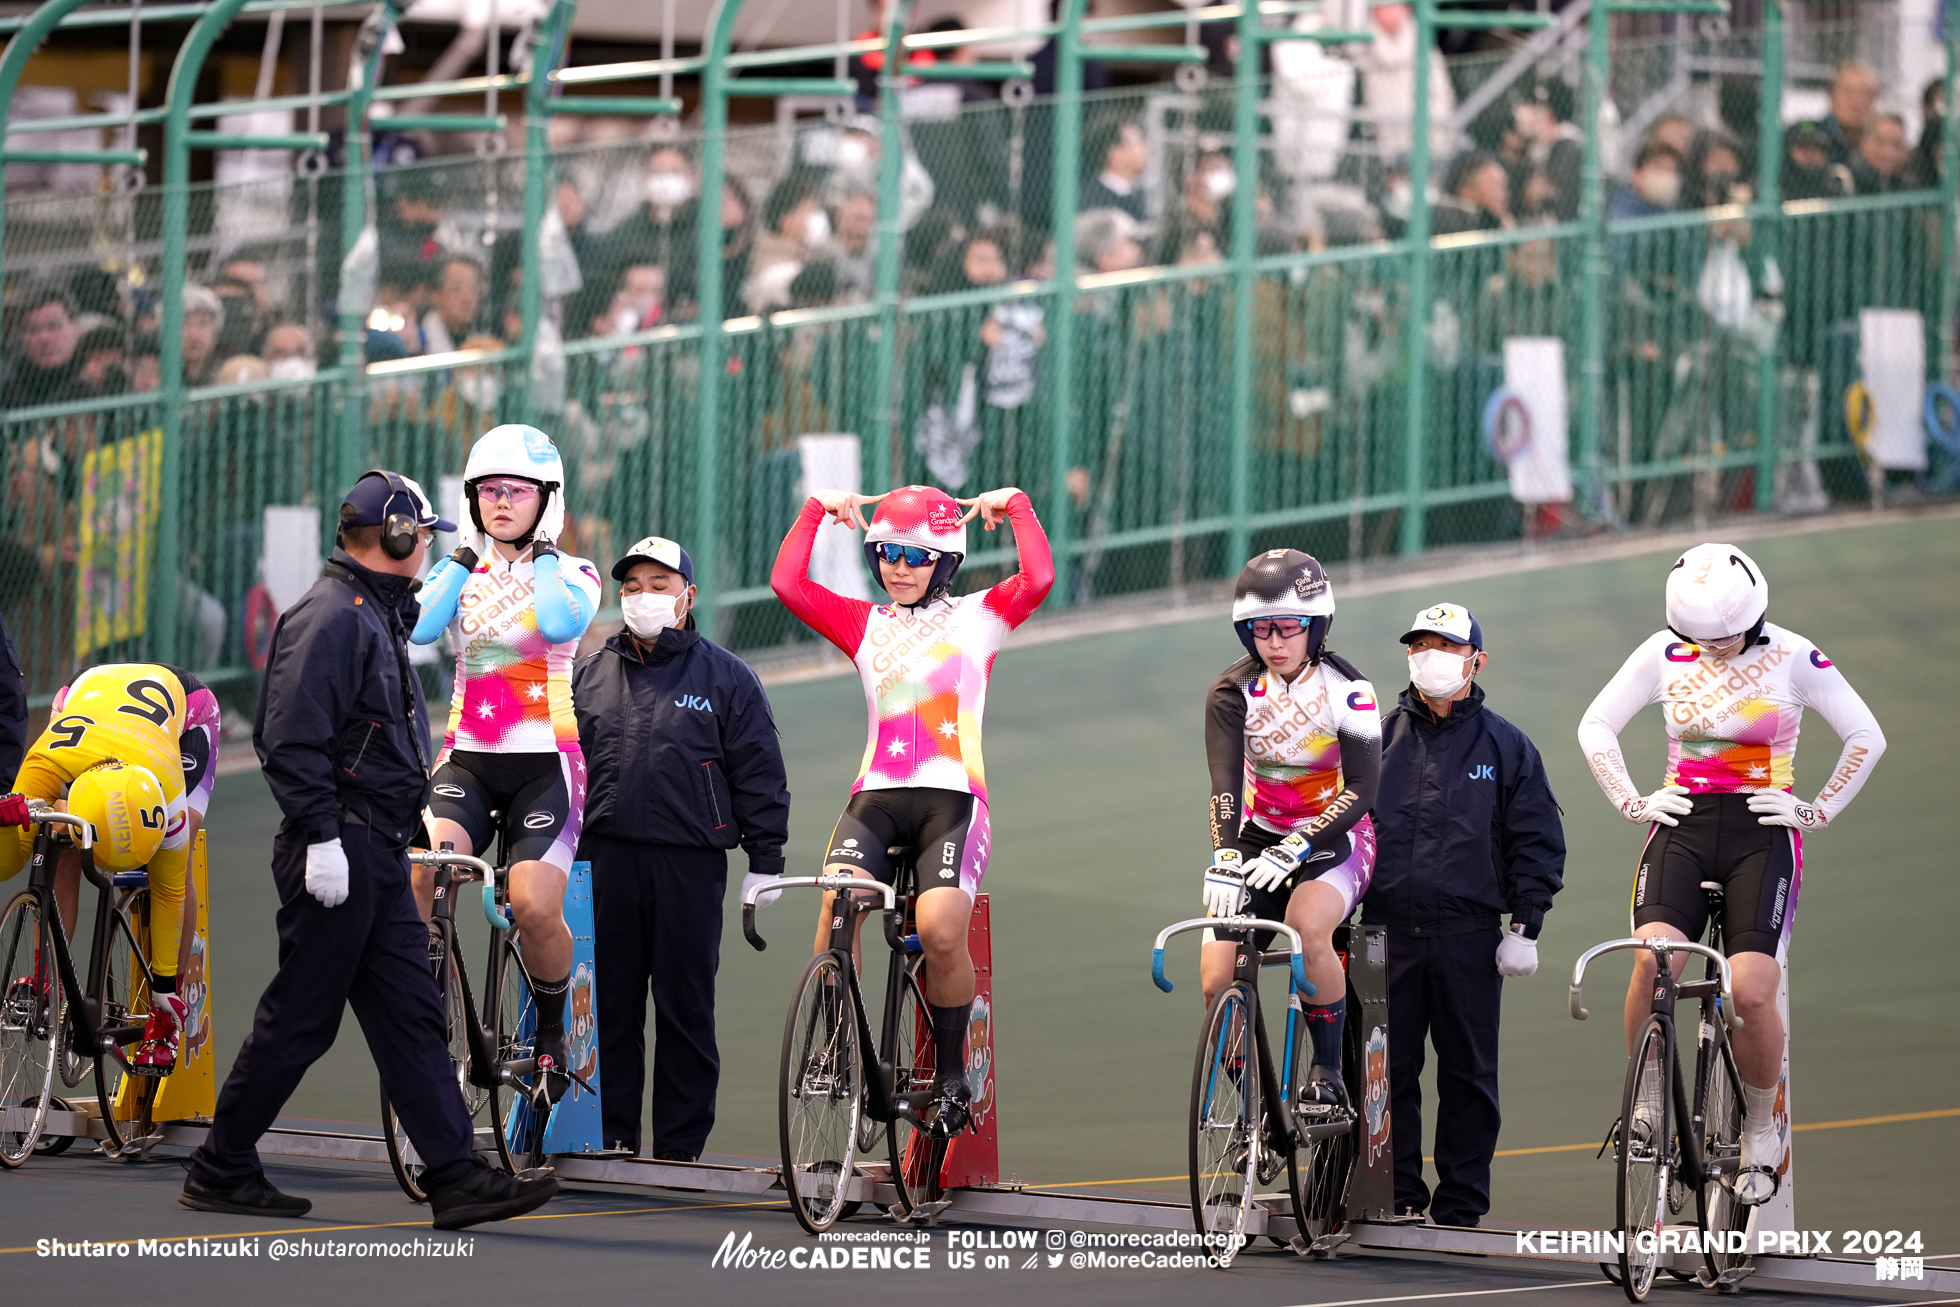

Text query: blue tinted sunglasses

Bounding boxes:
[874,543,942,568]
[1242,617,1312,640]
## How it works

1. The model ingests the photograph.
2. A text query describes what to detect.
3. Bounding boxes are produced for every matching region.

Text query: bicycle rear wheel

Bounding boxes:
[383,942,473,1201]
[1190,983,1259,1267]
[780,952,861,1235]
[486,937,545,1174]
[1290,1123,1355,1246]
[1617,1018,1671,1301]
[1696,1036,1751,1280]
[0,892,61,1167]
[885,965,946,1215]
[92,895,151,1153]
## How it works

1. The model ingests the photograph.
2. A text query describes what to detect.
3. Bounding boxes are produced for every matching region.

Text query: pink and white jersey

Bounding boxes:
[1578,623,1885,821]
[770,494,1054,800]
[1206,655,1382,842]
[443,551,601,755]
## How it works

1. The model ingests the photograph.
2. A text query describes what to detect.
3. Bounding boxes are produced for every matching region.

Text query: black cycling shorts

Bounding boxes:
[1632,792,1800,957]
[822,787,990,897]
[427,749,583,874]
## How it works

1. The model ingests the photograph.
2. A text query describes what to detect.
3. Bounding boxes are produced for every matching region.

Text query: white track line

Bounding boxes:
[1276,1279,1613,1307]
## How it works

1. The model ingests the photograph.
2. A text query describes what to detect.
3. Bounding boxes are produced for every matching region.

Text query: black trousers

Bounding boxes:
[1386,928,1503,1227]
[189,823,475,1190]
[583,833,726,1156]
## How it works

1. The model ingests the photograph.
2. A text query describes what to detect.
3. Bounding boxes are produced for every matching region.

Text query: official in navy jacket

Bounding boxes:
[571,535,790,1161]
[1362,602,1564,1230]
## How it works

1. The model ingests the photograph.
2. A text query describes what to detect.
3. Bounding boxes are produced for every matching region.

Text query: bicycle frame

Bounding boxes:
[407,848,502,1092]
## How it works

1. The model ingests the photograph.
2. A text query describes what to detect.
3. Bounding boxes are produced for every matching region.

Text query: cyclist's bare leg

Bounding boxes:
[1199,938,1237,1008]
[1623,922,1692,1052]
[1286,878,1348,1006]
[1725,951,1784,1088]
[913,886,973,1008]
[507,860,572,979]
[418,818,473,922]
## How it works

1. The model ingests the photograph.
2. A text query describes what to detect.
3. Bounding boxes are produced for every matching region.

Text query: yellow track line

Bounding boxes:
[0,1197,784,1256]
[1039,1107,1960,1189]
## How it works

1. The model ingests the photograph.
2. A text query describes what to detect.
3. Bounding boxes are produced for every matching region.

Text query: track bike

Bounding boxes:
[1153,913,1352,1268]
[1571,881,1757,1301]
[744,854,958,1234]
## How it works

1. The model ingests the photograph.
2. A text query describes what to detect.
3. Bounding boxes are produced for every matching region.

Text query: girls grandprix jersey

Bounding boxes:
[770,493,1054,800]
[1578,622,1884,822]
[442,551,601,755]
[1205,653,1382,851]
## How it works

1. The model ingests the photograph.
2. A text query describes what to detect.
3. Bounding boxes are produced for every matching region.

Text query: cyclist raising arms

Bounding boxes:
[1578,543,1885,1203]
[411,425,601,1085]
[770,484,1053,1130]
[1200,550,1381,1124]
[3,663,222,1072]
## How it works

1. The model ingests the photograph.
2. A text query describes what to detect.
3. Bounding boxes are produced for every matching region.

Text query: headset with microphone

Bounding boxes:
[340,468,422,561]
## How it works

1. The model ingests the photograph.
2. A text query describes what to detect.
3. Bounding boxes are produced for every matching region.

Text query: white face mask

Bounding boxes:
[1408,647,1475,700]
[268,355,316,381]
[645,171,695,208]
[801,208,832,247]
[1203,168,1236,200]
[1641,170,1681,208]
[620,591,683,638]
[835,137,872,170]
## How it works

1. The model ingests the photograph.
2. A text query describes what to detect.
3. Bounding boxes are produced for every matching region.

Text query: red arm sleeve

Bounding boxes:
[770,497,871,657]
[980,491,1055,628]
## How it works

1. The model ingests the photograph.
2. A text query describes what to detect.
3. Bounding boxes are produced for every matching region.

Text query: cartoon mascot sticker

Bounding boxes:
[1365,1026,1391,1167]
[568,961,599,1093]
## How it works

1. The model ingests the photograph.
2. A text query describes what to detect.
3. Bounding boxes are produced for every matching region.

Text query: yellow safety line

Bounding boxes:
[1038,1107,1960,1189]
[0,1197,784,1256]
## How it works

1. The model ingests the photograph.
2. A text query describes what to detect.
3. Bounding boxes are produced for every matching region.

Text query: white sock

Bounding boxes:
[1739,1079,1781,1191]
[1741,1080,1777,1132]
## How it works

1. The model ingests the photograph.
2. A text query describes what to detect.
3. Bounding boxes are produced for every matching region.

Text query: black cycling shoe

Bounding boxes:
[535,1029,572,1105]
[1295,1065,1353,1124]
[925,1072,972,1139]
[180,1171,312,1218]
[427,1161,560,1230]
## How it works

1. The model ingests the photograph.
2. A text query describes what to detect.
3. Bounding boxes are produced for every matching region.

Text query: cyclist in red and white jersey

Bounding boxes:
[770,483,1053,1131]
[1200,550,1381,1124]
[1577,543,1884,1203]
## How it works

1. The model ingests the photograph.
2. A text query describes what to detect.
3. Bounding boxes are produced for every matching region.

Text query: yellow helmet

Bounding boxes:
[68,761,167,874]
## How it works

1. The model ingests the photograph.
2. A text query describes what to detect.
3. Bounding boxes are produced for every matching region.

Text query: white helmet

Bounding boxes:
[462,424,565,542]
[1665,543,1767,642]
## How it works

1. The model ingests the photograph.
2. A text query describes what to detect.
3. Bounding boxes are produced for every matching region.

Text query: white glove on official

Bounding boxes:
[1496,927,1539,977]
[1622,784,1693,827]
[1202,850,1249,919]
[742,871,782,910]
[454,487,486,557]
[305,837,350,908]
[1746,789,1827,831]
[1246,833,1309,894]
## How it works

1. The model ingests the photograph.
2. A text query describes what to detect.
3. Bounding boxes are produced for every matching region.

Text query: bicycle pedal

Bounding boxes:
[1712,1265,1756,1292]
[892,1199,951,1226]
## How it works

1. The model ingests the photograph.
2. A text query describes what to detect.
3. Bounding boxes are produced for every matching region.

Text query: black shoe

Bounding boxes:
[535,1029,571,1105]
[427,1162,559,1230]
[180,1172,312,1218]
[652,1149,697,1163]
[926,1072,972,1138]
[1296,1065,1352,1121]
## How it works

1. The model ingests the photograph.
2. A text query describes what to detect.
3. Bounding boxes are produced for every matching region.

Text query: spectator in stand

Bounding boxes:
[1079,116,1149,224]
[2,286,85,407]
[127,333,163,394]
[211,275,266,360]
[1075,208,1145,276]
[1357,3,1456,162]
[581,147,699,331]
[262,322,319,380]
[1906,79,1945,189]
[1648,114,1696,163]
[747,175,830,313]
[1780,121,1852,201]
[1510,81,1582,221]
[1030,0,1110,97]
[1608,141,1683,219]
[181,284,226,387]
[824,115,934,235]
[830,183,879,303]
[1683,132,1746,209]
[377,166,460,283]
[1849,111,1909,195]
[219,256,274,321]
[1820,60,1878,166]
[419,255,485,355]
[1165,149,1236,253]
[1434,152,1511,235]
[73,325,130,396]
[592,265,664,339]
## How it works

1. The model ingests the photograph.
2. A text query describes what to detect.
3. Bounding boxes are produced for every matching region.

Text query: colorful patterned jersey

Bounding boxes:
[443,551,601,756]
[1205,654,1382,849]
[1579,623,1885,822]
[770,494,1054,800]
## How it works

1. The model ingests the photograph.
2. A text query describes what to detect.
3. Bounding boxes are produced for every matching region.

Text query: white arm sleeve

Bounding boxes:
[1791,645,1885,824]
[1577,637,1666,815]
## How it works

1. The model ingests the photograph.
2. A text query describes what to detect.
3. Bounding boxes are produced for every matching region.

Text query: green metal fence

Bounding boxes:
[2,0,1956,703]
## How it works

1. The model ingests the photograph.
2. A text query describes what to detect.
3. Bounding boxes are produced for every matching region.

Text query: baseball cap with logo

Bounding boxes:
[612,535,695,586]
[1400,601,1483,651]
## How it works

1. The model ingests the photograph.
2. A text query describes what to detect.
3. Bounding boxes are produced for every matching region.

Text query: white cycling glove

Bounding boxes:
[1246,833,1309,894]
[305,837,349,908]
[1202,850,1249,919]
[1495,926,1539,977]
[1622,784,1693,827]
[1746,790,1827,832]
[741,871,782,910]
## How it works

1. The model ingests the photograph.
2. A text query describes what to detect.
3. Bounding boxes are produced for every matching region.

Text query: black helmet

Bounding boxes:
[1231,549,1335,663]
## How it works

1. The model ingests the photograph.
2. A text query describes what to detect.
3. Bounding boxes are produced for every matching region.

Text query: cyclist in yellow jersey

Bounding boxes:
[3,662,223,1073]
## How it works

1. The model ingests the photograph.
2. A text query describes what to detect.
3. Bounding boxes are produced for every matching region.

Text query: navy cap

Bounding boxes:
[613,535,694,586]
[341,470,456,533]
[1400,601,1483,651]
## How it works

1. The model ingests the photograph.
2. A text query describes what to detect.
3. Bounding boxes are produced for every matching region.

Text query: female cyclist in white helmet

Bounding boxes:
[411,425,601,1088]
[1201,549,1382,1123]
[1578,543,1885,1204]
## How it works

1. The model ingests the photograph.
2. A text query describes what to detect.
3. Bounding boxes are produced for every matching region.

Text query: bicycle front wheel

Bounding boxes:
[1289,1120,1355,1247]
[884,965,946,1215]
[93,893,152,1153]
[486,937,544,1174]
[780,952,861,1235]
[1190,983,1259,1267]
[0,892,62,1167]
[1617,1017,1671,1301]
[1696,1036,1751,1280]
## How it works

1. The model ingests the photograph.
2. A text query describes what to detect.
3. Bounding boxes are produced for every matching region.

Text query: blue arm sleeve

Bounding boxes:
[533,553,593,645]
[410,557,470,644]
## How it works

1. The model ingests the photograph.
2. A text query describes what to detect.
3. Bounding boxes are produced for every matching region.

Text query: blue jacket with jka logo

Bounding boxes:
[571,626,789,874]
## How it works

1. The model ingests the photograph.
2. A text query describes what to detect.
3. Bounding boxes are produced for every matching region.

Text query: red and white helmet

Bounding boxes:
[862,485,966,599]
